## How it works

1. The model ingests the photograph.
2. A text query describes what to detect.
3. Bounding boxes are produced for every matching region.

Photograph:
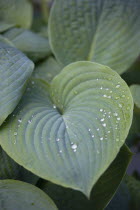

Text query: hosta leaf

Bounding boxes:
[0,21,14,33]
[0,0,33,29]
[0,146,20,180]
[0,180,58,210]
[130,85,140,108]
[124,175,140,209]
[0,43,34,126]
[49,0,140,74]
[0,62,133,196]
[38,145,132,210]
[0,35,14,46]
[4,28,51,62]
[33,56,62,83]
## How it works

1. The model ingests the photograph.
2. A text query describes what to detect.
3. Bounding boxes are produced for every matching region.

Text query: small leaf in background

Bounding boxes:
[0,180,58,210]
[0,62,133,196]
[49,0,140,74]
[33,56,62,83]
[38,144,132,210]
[0,21,14,33]
[3,28,52,62]
[0,0,33,29]
[124,175,140,210]
[0,35,14,46]
[0,43,34,126]
[130,85,140,109]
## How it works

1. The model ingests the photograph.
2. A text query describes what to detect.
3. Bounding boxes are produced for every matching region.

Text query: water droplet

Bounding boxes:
[107,131,111,133]
[14,132,17,136]
[110,90,113,93]
[31,81,35,85]
[100,87,103,90]
[100,137,103,141]
[59,150,62,153]
[66,125,69,129]
[115,96,119,100]
[116,85,120,88]
[102,123,106,127]
[92,134,94,138]
[97,150,100,154]
[28,120,32,124]
[53,105,56,109]
[100,118,105,122]
[113,112,118,116]
[71,144,77,150]
[108,96,111,99]
[97,128,100,131]
[18,119,22,123]
[56,138,60,142]
[103,94,107,98]
[100,109,103,112]
[88,129,91,132]
[117,117,120,121]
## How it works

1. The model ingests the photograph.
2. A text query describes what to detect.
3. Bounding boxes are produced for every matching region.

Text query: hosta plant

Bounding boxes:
[0,0,140,209]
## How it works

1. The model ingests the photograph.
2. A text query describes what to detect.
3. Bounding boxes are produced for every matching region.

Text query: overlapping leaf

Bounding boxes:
[33,56,62,83]
[4,28,51,62]
[0,62,133,196]
[0,0,33,29]
[130,85,140,108]
[0,180,57,210]
[0,43,34,125]
[0,21,14,33]
[49,0,140,74]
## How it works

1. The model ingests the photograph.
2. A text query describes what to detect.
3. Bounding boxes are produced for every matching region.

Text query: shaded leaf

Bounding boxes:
[0,62,133,196]
[39,145,132,210]
[130,85,140,108]
[0,180,58,210]
[0,146,20,180]
[0,21,14,33]
[0,0,33,29]
[124,175,140,210]
[4,28,51,62]
[33,56,62,83]
[0,43,34,125]
[49,0,140,74]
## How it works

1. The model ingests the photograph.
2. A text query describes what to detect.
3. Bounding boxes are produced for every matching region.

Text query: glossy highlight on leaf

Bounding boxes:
[49,0,140,74]
[0,43,34,125]
[0,180,58,210]
[0,61,133,196]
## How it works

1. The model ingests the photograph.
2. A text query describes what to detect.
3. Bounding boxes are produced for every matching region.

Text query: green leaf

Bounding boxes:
[0,180,58,210]
[33,56,62,83]
[4,28,52,62]
[38,145,132,210]
[130,85,140,108]
[105,182,130,210]
[0,146,20,180]
[0,35,14,46]
[0,61,133,196]
[0,21,14,33]
[0,0,33,29]
[0,43,34,126]
[49,0,140,74]
[124,175,140,210]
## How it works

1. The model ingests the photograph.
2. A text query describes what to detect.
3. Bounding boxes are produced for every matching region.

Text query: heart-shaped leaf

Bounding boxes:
[0,62,133,196]
[33,56,62,83]
[4,28,52,62]
[0,180,58,210]
[0,43,34,125]
[0,0,33,29]
[49,0,140,74]
[130,85,140,108]
[37,145,132,210]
